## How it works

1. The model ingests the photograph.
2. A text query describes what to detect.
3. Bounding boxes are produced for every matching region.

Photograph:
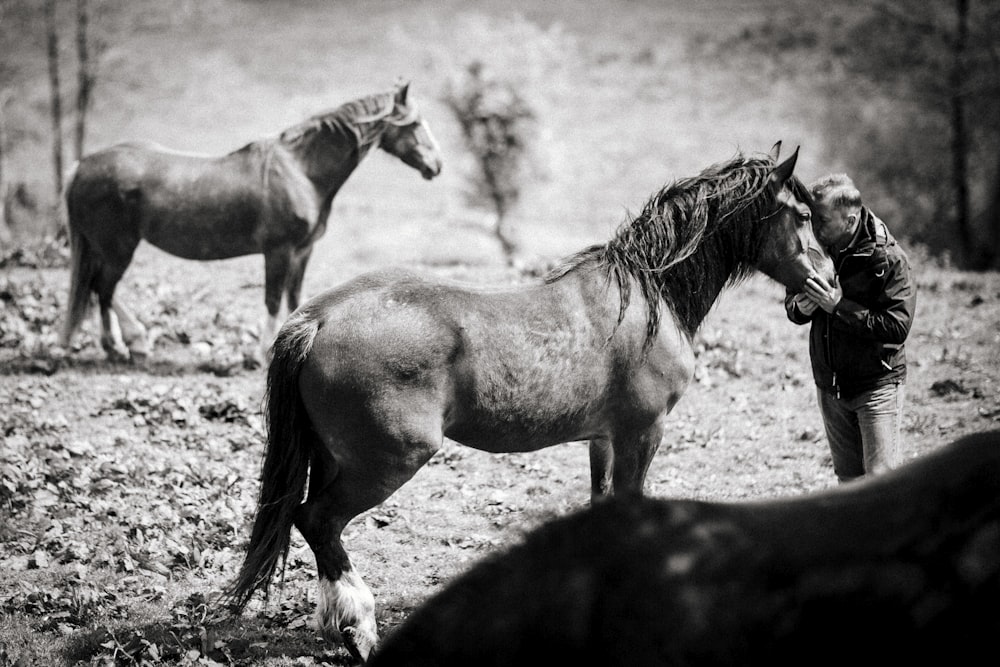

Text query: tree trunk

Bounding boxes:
[494,210,517,264]
[74,0,91,161]
[949,0,972,264]
[46,0,64,202]
[0,92,10,247]
[986,151,1000,270]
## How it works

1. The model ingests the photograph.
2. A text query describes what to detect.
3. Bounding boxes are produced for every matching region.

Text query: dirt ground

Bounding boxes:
[2,216,999,665]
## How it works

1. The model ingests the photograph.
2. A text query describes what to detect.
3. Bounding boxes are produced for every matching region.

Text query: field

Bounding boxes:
[2,1,999,665]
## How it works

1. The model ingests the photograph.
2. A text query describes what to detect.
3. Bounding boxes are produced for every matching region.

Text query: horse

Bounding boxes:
[59,81,442,362]
[365,429,1000,667]
[225,144,835,661]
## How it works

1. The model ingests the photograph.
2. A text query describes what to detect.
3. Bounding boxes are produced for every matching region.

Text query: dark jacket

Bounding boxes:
[785,207,916,399]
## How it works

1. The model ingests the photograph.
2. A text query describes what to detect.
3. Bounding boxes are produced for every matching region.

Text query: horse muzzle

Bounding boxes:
[420,158,442,180]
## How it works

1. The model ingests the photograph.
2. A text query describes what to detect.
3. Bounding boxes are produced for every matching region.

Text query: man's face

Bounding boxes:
[813,201,857,249]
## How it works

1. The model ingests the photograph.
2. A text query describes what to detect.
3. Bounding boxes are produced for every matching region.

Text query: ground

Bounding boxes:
[1,220,998,666]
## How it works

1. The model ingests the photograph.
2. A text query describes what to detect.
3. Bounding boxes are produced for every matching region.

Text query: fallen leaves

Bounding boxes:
[0,370,268,661]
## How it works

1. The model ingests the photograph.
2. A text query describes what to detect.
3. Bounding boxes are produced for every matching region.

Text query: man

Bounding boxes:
[786,174,916,482]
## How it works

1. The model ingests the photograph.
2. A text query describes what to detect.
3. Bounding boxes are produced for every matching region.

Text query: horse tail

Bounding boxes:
[226,309,322,611]
[60,162,95,348]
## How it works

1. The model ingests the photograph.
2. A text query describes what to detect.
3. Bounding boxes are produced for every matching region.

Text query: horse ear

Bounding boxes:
[769,146,799,186]
[769,141,782,161]
[395,81,411,106]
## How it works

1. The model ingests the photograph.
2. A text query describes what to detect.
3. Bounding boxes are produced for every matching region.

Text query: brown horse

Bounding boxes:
[60,82,442,361]
[366,430,1000,667]
[226,145,835,661]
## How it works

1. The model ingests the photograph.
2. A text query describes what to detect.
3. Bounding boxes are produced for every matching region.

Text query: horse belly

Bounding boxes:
[445,348,616,453]
[139,187,267,259]
[141,209,264,259]
[85,146,275,260]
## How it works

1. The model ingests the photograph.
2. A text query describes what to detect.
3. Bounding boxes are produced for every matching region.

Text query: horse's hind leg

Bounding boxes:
[84,201,140,361]
[95,260,136,361]
[98,305,129,361]
[112,298,150,360]
[295,409,443,660]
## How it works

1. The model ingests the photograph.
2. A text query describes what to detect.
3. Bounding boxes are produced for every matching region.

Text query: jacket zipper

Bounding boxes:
[827,253,848,400]
[827,250,874,398]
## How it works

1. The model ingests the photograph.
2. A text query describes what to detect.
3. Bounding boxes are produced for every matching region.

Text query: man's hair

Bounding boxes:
[809,173,862,210]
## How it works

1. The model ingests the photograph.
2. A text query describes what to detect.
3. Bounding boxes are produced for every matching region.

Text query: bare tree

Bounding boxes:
[949,0,972,262]
[0,91,11,246]
[444,62,537,263]
[45,0,64,200]
[729,0,1000,268]
[74,0,93,160]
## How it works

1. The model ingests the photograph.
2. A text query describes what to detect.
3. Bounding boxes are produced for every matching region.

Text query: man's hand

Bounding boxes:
[792,292,819,316]
[804,274,843,314]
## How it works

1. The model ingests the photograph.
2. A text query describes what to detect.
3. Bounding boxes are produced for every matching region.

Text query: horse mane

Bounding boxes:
[278,89,417,154]
[547,153,805,343]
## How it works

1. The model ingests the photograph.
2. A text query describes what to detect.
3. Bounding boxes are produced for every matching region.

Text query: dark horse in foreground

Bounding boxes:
[60,82,442,361]
[367,430,1000,667]
[226,146,835,660]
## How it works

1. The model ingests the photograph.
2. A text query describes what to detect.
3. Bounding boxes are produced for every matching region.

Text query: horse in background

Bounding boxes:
[366,430,1000,666]
[60,81,442,362]
[226,145,835,661]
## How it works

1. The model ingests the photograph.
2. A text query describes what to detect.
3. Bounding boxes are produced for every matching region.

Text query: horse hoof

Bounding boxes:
[342,626,377,663]
[103,346,131,363]
[127,342,151,364]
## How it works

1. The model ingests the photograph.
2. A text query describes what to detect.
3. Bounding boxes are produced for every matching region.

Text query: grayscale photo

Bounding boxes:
[1,1,998,665]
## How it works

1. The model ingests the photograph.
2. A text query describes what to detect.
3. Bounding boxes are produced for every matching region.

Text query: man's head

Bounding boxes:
[810,174,863,252]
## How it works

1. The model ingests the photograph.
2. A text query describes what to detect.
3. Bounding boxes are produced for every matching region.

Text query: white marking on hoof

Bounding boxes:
[101,310,131,361]
[315,570,378,659]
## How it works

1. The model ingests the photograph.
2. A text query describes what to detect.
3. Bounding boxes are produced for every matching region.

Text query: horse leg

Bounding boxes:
[259,249,291,363]
[284,246,313,315]
[98,303,130,361]
[610,419,666,496]
[296,400,444,661]
[94,251,137,362]
[589,437,615,501]
[112,298,150,360]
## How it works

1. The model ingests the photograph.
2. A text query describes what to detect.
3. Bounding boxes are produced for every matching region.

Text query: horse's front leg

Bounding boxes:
[611,417,667,496]
[259,249,291,364]
[589,436,614,501]
[284,246,314,314]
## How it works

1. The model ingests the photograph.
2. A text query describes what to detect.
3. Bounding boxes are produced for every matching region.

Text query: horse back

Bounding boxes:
[68,141,279,259]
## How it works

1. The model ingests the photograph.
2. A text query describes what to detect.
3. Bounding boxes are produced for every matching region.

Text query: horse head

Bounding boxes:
[758,145,835,292]
[378,82,443,180]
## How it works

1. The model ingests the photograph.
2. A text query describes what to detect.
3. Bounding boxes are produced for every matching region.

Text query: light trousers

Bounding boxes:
[817,381,904,483]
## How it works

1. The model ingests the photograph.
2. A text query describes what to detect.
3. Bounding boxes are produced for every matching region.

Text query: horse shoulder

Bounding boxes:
[265,145,323,226]
[607,303,696,419]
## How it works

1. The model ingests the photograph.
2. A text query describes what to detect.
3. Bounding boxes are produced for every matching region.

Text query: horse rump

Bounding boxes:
[367,430,1000,667]
[60,168,99,349]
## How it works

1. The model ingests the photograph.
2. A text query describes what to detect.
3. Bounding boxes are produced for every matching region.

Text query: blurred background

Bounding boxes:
[1,0,998,269]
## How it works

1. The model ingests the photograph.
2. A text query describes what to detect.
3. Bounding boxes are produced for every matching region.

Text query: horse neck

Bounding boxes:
[657,234,746,335]
[282,122,367,197]
[601,207,758,341]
